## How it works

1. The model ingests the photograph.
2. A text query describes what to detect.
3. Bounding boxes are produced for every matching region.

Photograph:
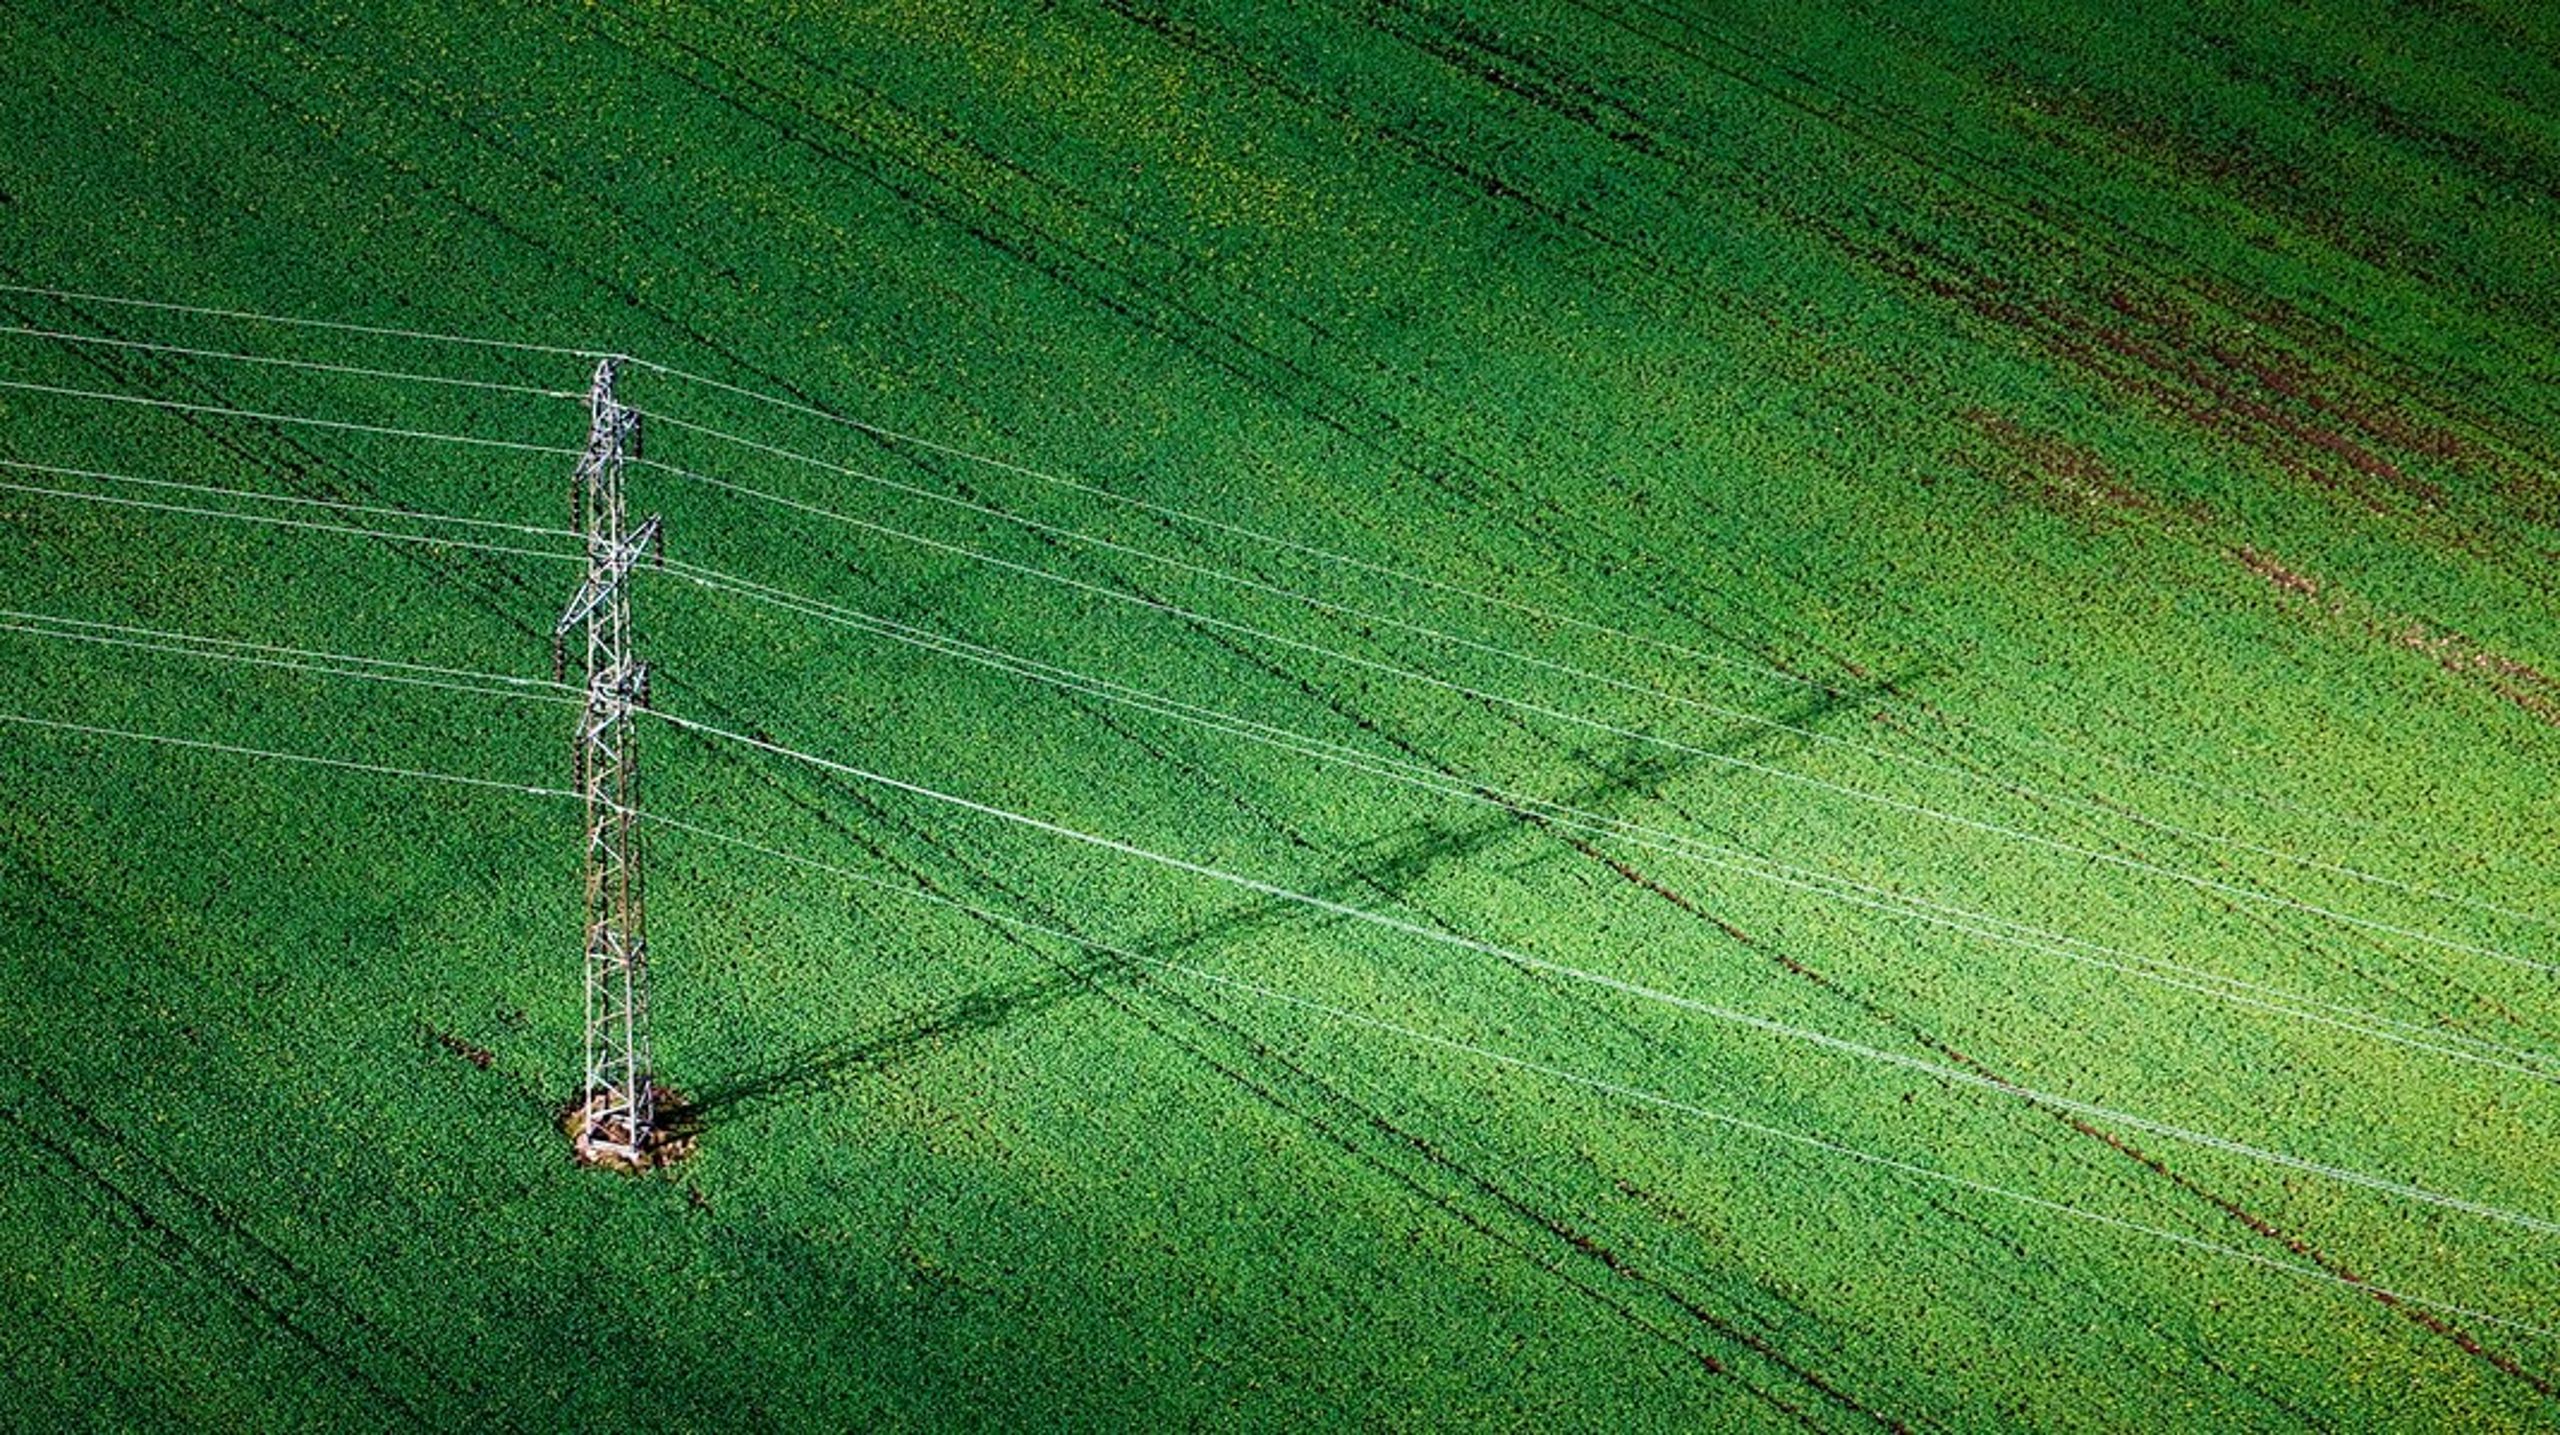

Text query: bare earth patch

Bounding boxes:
[560,1085,700,1174]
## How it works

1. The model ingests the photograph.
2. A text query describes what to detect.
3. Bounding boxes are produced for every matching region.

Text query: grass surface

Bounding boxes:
[2,0,2557,1428]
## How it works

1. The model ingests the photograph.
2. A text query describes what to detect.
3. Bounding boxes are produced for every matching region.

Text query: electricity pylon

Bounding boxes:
[555,356,664,1168]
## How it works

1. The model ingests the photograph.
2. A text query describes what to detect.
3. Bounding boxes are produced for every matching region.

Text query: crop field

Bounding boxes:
[1,0,2556,1428]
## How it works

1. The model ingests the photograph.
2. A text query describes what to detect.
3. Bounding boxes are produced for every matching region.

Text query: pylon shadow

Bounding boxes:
[685,670,1891,1121]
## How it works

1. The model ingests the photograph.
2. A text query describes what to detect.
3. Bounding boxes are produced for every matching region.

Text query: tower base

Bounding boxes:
[561,1083,697,1173]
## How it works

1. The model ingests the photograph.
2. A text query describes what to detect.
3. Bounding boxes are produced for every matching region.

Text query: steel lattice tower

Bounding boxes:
[556,357,663,1167]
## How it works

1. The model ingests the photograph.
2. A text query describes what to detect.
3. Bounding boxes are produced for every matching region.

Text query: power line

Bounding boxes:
[0,357,2532,965]
[13,288,2549,1367]
[2,280,2514,873]
[3,279,2502,871]
[650,707,2560,1235]
[0,472,583,564]
[642,338,2555,870]
[638,406,1846,724]
[623,352,1841,682]
[0,375,581,457]
[637,456,2547,971]
[0,709,570,800]
[21,580,2545,1085]
[0,610,578,708]
[0,281,612,360]
[622,357,2547,869]
[641,806,2558,1343]
[657,557,2560,1080]
[0,608,572,693]
[0,322,579,399]
[641,362,2550,875]
[0,458,577,540]
[5,697,2540,1342]
[0,619,570,709]
[631,400,1893,705]
[10,304,2539,1064]
[636,409,2546,929]
[17,492,2548,1269]
[1177,971,2560,1343]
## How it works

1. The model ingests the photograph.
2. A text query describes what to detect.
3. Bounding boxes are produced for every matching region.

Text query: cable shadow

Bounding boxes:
[684,672,1890,1121]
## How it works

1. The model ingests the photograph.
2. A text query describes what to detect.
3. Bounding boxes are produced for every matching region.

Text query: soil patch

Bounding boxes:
[560,1084,700,1174]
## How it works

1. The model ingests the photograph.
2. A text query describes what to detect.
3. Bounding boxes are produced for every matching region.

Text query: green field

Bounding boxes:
[2,0,2557,1428]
